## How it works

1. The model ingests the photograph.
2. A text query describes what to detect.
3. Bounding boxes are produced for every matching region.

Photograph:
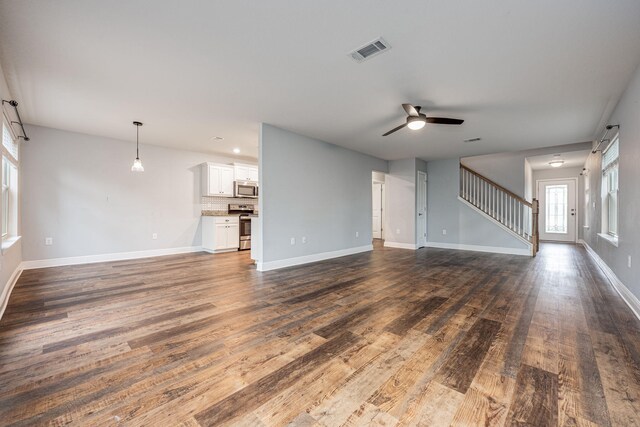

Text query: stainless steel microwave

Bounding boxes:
[234,181,258,198]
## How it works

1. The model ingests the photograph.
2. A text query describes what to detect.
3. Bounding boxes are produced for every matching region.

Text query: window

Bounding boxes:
[545,184,568,233]
[1,120,18,242]
[602,134,619,237]
[583,171,590,228]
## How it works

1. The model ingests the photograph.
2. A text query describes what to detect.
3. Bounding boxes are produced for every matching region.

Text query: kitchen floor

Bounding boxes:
[0,244,639,425]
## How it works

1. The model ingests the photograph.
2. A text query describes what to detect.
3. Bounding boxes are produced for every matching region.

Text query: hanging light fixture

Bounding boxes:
[131,121,144,172]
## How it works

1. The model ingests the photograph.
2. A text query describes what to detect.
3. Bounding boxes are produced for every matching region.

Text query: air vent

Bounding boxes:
[349,37,391,63]
[464,137,482,143]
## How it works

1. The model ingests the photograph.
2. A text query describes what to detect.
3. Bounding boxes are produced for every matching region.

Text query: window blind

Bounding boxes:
[2,122,18,162]
[602,136,619,171]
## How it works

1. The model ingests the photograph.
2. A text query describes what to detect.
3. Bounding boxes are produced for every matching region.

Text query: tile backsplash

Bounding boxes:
[201,196,258,212]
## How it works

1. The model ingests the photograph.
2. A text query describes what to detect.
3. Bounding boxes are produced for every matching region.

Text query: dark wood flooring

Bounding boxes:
[1,243,639,426]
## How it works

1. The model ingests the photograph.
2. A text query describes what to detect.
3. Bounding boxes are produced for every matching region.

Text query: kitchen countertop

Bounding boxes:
[201,211,241,217]
[201,211,259,217]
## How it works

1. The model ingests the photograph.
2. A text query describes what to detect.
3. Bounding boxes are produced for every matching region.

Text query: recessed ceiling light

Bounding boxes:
[211,136,224,141]
[233,148,240,154]
[464,137,482,143]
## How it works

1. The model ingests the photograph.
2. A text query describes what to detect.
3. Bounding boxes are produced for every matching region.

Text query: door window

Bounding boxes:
[545,184,568,233]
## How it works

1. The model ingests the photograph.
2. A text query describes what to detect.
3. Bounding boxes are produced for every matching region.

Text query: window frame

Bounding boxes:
[1,116,19,243]
[601,133,619,238]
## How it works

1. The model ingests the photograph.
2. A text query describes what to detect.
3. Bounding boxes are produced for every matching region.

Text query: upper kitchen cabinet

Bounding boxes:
[233,164,259,182]
[202,163,234,197]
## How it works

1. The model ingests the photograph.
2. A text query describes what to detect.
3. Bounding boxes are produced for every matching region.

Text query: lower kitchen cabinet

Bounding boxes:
[202,216,239,252]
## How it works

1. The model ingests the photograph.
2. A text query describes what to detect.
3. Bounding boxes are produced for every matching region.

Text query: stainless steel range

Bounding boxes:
[228,204,255,250]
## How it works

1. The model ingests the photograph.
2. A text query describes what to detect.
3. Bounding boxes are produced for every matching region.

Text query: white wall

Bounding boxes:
[583,60,640,303]
[21,125,244,262]
[426,158,530,254]
[0,61,23,315]
[258,124,387,269]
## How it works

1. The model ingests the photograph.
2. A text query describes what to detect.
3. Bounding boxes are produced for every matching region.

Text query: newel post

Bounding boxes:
[531,198,539,255]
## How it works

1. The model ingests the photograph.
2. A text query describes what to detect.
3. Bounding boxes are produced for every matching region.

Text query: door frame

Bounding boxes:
[372,182,385,240]
[417,171,428,248]
[536,177,579,243]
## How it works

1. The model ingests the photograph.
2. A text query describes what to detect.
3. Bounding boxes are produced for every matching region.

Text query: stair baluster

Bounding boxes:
[459,163,539,256]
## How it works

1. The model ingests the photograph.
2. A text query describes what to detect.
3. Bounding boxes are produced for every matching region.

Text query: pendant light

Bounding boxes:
[131,121,144,172]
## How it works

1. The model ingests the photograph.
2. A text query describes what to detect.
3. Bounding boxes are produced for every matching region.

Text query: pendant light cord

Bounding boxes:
[136,125,140,159]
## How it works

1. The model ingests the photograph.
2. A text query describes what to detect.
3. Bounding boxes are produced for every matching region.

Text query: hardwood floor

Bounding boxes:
[1,243,639,426]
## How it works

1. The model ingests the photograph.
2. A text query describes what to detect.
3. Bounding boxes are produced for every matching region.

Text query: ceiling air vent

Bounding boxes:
[349,37,391,63]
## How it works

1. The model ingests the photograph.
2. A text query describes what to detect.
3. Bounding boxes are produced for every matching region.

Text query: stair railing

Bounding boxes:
[459,163,539,255]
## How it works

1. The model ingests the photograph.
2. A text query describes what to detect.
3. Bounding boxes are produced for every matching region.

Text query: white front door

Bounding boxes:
[538,179,577,242]
[372,183,383,239]
[417,171,427,248]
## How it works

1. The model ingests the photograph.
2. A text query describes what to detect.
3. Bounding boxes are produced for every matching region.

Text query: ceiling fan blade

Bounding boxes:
[382,123,407,136]
[402,104,419,117]
[425,117,464,125]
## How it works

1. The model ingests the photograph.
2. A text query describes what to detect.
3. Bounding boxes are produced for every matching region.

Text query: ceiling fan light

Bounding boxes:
[407,118,426,130]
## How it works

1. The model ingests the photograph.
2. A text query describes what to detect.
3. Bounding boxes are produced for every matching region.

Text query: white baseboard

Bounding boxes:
[257,245,373,272]
[0,265,24,321]
[383,241,417,250]
[425,241,531,256]
[580,240,640,321]
[21,246,204,270]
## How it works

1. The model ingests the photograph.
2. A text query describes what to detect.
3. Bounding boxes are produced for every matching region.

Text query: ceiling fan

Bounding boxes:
[382,104,464,136]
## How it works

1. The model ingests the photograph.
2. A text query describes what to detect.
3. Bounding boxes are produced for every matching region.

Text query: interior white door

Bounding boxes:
[417,171,427,248]
[372,183,383,239]
[538,179,577,242]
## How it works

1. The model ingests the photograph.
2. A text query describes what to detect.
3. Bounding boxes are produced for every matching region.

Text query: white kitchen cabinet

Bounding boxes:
[202,216,240,252]
[233,164,259,182]
[202,163,234,197]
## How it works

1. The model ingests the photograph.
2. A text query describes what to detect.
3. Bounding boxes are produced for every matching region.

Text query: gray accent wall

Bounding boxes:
[462,142,592,198]
[426,158,530,251]
[532,167,582,199]
[21,125,245,261]
[259,124,387,264]
[583,61,640,301]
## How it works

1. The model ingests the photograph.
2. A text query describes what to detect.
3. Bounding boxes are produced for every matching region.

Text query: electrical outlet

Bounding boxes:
[302,236,307,244]
[290,237,296,245]
[355,231,359,238]
[396,228,400,234]
[45,237,53,246]
[629,255,632,268]
[442,229,447,235]
[152,233,158,240]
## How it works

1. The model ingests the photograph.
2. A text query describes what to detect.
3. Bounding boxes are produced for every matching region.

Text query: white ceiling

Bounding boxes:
[1,0,639,161]
[527,149,591,171]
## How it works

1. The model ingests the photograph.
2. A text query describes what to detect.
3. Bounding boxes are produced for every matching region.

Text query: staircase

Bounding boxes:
[459,163,539,256]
